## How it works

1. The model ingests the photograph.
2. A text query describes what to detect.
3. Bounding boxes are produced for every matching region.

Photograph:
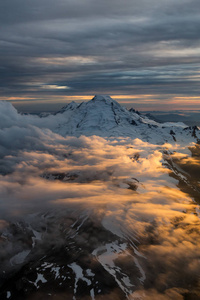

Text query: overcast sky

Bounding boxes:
[1,0,200,111]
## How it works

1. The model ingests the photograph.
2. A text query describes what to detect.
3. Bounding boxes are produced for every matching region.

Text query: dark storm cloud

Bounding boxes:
[1,0,200,103]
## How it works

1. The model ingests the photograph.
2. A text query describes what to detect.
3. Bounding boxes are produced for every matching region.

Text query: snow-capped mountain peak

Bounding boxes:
[0,95,199,145]
[90,94,121,107]
[53,95,199,144]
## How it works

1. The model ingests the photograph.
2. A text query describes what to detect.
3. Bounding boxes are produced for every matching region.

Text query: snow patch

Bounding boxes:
[10,250,31,265]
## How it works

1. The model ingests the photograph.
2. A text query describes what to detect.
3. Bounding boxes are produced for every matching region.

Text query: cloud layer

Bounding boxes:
[0,108,200,298]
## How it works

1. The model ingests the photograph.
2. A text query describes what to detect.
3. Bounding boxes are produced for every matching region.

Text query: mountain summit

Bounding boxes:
[91,94,115,103]
[54,95,199,144]
[0,95,199,144]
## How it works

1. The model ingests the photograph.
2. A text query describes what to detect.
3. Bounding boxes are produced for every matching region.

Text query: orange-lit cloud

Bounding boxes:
[0,127,200,298]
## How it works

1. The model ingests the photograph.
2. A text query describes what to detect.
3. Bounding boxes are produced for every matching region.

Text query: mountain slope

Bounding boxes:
[0,95,199,144]
[54,95,200,144]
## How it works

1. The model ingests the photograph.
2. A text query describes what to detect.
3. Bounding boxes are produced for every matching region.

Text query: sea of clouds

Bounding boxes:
[0,101,200,299]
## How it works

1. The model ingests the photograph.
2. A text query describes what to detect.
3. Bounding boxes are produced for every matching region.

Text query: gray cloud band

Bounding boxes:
[0,0,200,102]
